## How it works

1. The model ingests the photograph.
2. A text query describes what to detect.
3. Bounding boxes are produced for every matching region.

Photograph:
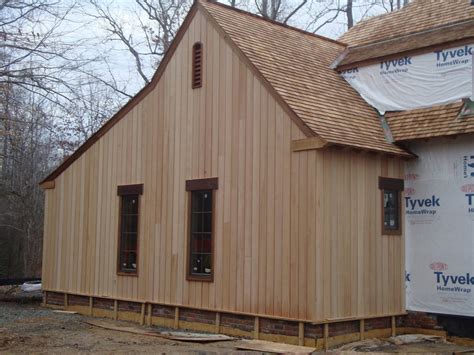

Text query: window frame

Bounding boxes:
[116,184,143,276]
[185,178,218,282]
[378,177,403,236]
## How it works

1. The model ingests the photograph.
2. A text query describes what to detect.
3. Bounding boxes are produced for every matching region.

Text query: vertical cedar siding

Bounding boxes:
[41,10,405,322]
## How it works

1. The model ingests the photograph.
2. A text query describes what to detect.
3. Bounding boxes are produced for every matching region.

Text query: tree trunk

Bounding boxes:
[346,0,353,29]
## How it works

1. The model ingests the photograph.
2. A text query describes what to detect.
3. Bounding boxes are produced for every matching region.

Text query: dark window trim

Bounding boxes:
[378,176,404,191]
[117,184,143,276]
[186,178,217,282]
[192,42,203,89]
[117,184,143,196]
[379,177,403,236]
[186,177,218,191]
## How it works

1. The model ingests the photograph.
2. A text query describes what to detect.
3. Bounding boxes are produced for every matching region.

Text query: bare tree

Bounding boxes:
[346,0,353,28]
[378,0,410,12]
[84,0,191,96]
[0,80,55,277]
[254,0,308,23]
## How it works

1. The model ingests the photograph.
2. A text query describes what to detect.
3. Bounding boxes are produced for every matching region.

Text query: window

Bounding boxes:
[186,178,218,281]
[378,177,403,235]
[192,42,203,89]
[117,184,143,275]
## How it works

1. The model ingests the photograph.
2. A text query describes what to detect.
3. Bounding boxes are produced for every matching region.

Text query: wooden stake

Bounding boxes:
[324,323,329,351]
[147,304,152,326]
[254,317,260,339]
[89,297,93,316]
[215,312,221,334]
[114,300,118,320]
[140,304,146,326]
[43,291,48,307]
[174,307,179,329]
[360,319,365,340]
[298,322,304,346]
[391,316,396,337]
[64,293,68,309]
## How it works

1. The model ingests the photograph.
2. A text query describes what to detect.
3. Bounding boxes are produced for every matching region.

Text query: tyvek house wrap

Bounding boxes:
[404,135,474,317]
[340,44,473,113]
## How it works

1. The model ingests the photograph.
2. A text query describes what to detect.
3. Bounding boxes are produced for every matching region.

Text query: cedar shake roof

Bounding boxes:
[337,21,474,68]
[386,101,474,142]
[339,0,474,47]
[201,1,410,156]
[336,0,474,68]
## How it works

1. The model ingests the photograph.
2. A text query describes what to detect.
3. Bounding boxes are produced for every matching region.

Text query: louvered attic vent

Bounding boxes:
[192,42,203,89]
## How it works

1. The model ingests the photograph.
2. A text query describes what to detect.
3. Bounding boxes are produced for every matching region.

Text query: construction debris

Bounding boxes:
[235,339,316,354]
[336,334,449,352]
[86,319,233,343]
[160,331,234,342]
[52,310,78,315]
[86,319,164,338]
[389,334,447,345]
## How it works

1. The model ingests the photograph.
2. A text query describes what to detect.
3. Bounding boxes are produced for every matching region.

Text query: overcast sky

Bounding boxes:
[64,0,394,98]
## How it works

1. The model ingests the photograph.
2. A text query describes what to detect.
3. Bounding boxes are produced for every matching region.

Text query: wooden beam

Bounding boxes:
[291,137,327,152]
[40,180,55,190]
[140,303,146,326]
[254,317,260,339]
[174,307,180,329]
[360,319,365,340]
[298,322,304,346]
[324,323,329,351]
[89,297,93,316]
[114,300,118,320]
[215,312,221,334]
[147,304,153,326]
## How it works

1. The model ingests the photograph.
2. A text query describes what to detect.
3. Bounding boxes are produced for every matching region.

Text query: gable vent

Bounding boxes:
[192,42,203,89]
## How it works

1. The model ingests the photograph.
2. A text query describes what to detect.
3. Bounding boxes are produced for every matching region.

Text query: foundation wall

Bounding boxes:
[44,290,414,350]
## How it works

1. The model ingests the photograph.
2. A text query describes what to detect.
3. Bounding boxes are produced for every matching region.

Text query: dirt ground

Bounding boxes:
[1,294,474,353]
[0,300,246,353]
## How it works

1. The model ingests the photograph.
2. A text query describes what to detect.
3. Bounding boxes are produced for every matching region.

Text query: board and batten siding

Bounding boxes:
[42,9,405,322]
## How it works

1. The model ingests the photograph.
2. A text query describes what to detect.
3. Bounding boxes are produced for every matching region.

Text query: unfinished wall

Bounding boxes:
[42,7,405,323]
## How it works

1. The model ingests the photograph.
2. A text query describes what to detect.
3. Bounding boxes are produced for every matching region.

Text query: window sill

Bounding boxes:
[382,230,402,236]
[186,275,213,282]
[117,271,139,277]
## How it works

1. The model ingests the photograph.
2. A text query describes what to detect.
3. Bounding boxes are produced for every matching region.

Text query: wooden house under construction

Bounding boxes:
[40,0,472,348]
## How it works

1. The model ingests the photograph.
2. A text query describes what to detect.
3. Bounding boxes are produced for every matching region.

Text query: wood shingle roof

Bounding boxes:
[340,0,474,47]
[386,101,474,141]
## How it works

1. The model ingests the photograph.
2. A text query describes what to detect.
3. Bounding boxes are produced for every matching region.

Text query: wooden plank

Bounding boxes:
[40,180,55,189]
[324,323,329,351]
[254,316,259,339]
[298,322,304,346]
[291,137,327,152]
[236,340,315,354]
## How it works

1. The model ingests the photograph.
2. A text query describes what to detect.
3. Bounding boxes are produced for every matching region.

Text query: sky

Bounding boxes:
[52,0,397,101]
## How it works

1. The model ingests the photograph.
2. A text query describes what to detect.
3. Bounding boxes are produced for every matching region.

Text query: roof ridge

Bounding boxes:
[343,0,417,36]
[203,0,346,47]
[347,18,474,49]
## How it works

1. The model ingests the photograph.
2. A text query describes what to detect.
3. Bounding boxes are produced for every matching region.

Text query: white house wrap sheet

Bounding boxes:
[404,136,474,317]
[340,44,473,113]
